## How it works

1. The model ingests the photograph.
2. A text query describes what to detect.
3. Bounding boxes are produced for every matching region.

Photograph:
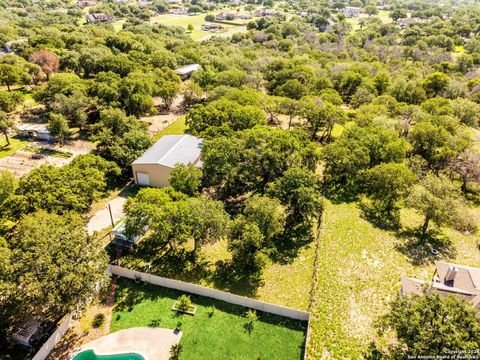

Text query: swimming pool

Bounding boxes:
[73,349,145,360]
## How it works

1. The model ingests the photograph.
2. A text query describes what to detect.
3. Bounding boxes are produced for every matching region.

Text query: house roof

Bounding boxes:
[401,262,480,312]
[436,261,480,292]
[399,17,422,26]
[174,64,200,76]
[17,123,50,133]
[132,134,203,168]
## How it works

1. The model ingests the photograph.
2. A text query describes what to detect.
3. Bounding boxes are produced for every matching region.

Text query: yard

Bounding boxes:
[150,13,249,41]
[0,137,29,159]
[120,200,480,359]
[152,116,187,140]
[111,278,308,360]
[307,201,480,359]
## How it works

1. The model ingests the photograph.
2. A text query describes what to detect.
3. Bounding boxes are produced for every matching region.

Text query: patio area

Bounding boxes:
[75,328,182,360]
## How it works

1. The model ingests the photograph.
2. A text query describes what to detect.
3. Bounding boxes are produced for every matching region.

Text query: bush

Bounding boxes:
[92,313,105,328]
[244,309,258,334]
[175,321,182,332]
[169,343,183,359]
[177,295,192,311]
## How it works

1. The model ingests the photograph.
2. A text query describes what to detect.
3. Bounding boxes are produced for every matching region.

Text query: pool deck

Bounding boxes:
[77,328,182,360]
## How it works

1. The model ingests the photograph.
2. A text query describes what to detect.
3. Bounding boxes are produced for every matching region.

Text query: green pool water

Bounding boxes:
[73,350,145,360]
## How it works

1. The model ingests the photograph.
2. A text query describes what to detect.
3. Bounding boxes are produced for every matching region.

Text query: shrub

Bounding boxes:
[175,321,182,332]
[208,305,216,318]
[92,313,105,328]
[177,294,192,311]
[169,343,183,360]
[244,309,258,334]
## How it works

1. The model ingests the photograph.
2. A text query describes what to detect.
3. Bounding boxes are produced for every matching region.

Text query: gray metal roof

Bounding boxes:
[17,123,50,133]
[174,64,200,76]
[132,134,203,168]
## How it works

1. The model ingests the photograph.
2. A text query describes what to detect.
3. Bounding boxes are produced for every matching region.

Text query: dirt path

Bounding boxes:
[86,197,127,235]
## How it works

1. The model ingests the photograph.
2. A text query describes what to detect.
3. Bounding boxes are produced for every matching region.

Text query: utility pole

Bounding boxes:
[108,203,115,228]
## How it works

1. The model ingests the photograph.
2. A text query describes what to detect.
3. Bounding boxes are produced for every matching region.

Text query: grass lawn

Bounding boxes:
[0,137,29,159]
[152,116,187,141]
[150,13,248,41]
[307,201,480,359]
[112,19,126,32]
[111,278,308,360]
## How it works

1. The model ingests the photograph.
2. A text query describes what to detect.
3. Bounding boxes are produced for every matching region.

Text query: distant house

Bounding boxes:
[132,134,203,188]
[342,6,361,18]
[174,63,200,79]
[17,123,52,142]
[2,38,28,54]
[254,8,276,17]
[137,0,152,6]
[76,0,97,7]
[165,0,181,4]
[399,17,422,29]
[202,23,223,30]
[401,262,480,312]
[171,7,188,14]
[216,11,237,21]
[86,13,115,23]
[238,13,252,19]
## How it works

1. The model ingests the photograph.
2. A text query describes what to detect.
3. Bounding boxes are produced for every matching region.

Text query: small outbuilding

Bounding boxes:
[132,134,203,188]
[86,13,115,23]
[17,123,52,142]
[174,64,201,80]
[216,11,237,21]
[111,219,146,248]
[342,6,361,18]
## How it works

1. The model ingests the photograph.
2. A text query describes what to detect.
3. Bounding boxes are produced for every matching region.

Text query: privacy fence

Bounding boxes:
[109,265,311,359]
[32,314,73,360]
[108,265,311,321]
[34,266,311,360]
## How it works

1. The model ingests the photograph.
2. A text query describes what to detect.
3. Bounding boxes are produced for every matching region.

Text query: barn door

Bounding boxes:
[136,172,150,186]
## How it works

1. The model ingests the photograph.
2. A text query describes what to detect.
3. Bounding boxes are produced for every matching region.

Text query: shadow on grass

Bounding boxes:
[268,223,314,265]
[118,240,263,298]
[358,203,401,231]
[211,261,263,297]
[394,227,456,266]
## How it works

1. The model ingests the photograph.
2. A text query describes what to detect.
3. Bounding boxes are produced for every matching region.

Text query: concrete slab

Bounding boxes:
[76,328,182,360]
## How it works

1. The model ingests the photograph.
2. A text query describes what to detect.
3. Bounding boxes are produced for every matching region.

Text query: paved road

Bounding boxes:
[87,196,127,235]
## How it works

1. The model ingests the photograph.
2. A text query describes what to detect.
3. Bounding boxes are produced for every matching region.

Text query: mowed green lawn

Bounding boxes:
[307,201,480,359]
[152,116,187,141]
[150,13,248,40]
[0,137,29,159]
[111,278,308,360]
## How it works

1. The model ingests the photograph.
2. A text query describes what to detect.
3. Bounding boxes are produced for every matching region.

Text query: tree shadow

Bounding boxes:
[358,202,400,231]
[394,227,456,266]
[268,224,314,265]
[40,330,82,360]
[210,261,263,298]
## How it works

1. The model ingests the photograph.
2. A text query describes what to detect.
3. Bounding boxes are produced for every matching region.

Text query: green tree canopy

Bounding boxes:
[169,163,202,197]
[0,211,108,326]
[361,163,416,224]
[407,174,468,238]
[202,127,320,199]
[186,98,266,135]
[379,293,480,357]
